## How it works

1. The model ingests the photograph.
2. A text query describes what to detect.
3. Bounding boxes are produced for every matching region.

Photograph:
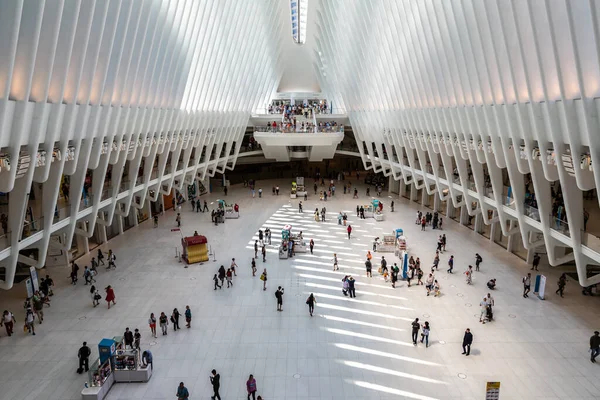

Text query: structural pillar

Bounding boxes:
[433,193,440,212]
[507,220,516,253]
[460,205,469,225]
[117,215,124,235]
[399,181,407,198]
[490,221,497,243]
[446,200,455,219]
[474,213,483,234]
[421,189,430,207]
[410,183,418,202]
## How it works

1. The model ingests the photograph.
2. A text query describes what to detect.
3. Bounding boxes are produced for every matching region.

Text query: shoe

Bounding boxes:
[462,352,466,354]
[32,332,36,335]
[465,354,469,356]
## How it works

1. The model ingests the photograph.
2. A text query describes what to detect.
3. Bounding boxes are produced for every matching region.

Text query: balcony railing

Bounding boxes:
[254,125,344,134]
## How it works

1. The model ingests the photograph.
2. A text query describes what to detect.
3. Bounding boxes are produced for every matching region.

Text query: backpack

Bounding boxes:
[274,290,278,298]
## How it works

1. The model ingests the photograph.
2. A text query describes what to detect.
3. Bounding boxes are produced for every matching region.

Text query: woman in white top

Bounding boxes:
[420,321,430,347]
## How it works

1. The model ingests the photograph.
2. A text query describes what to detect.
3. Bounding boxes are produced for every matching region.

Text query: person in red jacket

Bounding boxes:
[347,224,352,239]
[105,285,116,309]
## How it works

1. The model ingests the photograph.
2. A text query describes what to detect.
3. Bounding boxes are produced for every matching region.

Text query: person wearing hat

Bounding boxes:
[78,342,91,373]
[590,331,600,363]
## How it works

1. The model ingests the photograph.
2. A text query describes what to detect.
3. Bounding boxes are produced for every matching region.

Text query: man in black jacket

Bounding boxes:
[411,318,420,345]
[210,369,221,400]
[124,327,134,349]
[462,329,473,356]
[590,331,600,363]
[78,342,91,373]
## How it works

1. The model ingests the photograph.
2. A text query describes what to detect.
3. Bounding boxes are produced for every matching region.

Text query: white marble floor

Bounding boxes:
[0,179,599,400]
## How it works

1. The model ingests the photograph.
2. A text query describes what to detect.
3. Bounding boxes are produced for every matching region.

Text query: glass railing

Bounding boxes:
[582,230,600,253]
[550,214,570,237]
[0,231,10,251]
[80,195,93,209]
[523,205,541,222]
[254,125,344,134]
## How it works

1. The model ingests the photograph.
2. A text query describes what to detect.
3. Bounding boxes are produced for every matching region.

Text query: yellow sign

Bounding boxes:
[485,381,500,400]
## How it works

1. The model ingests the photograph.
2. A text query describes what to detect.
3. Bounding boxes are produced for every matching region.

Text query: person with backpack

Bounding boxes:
[275,286,284,311]
[107,250,116,270]
[306,293,316,316]
[475,253,483,271]
[1,310,16,336]
[97,249,105,266]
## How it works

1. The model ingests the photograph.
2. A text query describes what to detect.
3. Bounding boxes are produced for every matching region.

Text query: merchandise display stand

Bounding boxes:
[112,349,152,382]
[375,235,395,252]
[81,338,153,400]
[296,177,307,197]
[225,203,240,218]
[290,182,297,199]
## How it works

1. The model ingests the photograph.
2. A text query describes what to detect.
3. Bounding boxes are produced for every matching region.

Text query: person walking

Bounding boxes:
[176,382,190,400]
[172,308,181,331]
[97,249,105,266]
[176,213,181,227]
[420,321,430,347]
[462,328,473,356]
[185,305,192,328]
[159,312,169,335]
[262,245,266,262]
[210,369,221,400]
[391,200,394,212]
[25,306,35,335]
[411,318,420,345]
[254,240,258,258]
[226,268,233,288]
[213,273,222,290]
[148,313,157,338]
[276,286,285,311]
[465,265,473,285]
[203,200,209,212]
[523,273,532,298]
[306,293,316,316]
[347,224,352,239]
[1,310,16,336]
[299,201,303,213]
[556,273,567,297]
[590,331,600,363]
[332,253,339,271]
[105,285,116,309]
[83,266,92,285]
[246,374,257,400]
[447,255,454,274]
[196,199,201,213]
[479,297,488,324]
[531,253,540,271]
[218,265,226,287]
[107,250,117,269]
[260,269,267,291]
[231,258,238,276]
[309,239,314,254]
[442,234,447,251]
[78,341,91,373]
[251,258,257,276]
[475,253,482,271]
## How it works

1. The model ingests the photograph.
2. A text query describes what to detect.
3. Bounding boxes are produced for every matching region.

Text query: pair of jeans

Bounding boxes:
[421,334,429,347]
[591,347,599,361]
[348,288,355,298]
[412,330,419,344]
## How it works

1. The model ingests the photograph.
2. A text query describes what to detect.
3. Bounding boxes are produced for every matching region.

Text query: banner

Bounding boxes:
[537,275,546,300]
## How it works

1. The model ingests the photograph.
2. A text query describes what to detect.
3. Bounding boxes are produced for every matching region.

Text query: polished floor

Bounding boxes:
[0,179,599,400]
